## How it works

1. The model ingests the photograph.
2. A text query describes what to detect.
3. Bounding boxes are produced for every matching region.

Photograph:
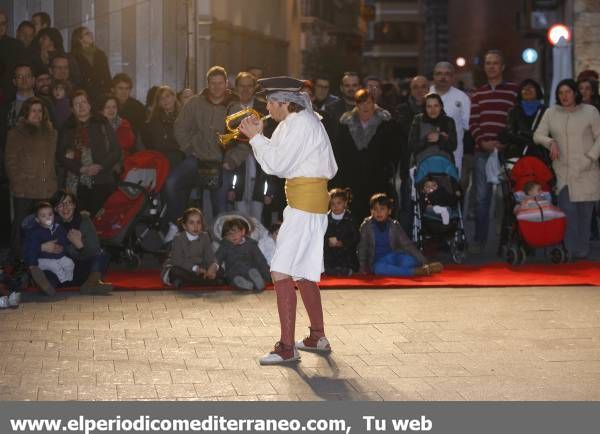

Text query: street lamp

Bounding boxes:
[547,24,571,46]
[522,48,539,64]
[455,57,466,67]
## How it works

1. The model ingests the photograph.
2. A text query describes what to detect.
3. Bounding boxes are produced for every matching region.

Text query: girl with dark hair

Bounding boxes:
[323,188,359,276]
[160,208,219,288]
[499,78,548,161]
[5,97,57,261]
[57,90,121,216]
[100,94,136,161]
[534,79,600,259]
[142,85,184,169]
[408,92,457,162]
[70,26,111,107]
[578,77,600,112]
[50,190,113,294]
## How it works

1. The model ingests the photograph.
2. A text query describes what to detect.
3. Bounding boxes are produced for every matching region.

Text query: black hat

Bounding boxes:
[256,76,304,96]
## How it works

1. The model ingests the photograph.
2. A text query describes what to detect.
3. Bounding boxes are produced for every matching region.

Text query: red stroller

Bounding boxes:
[93,151,170,268]
[501,155,568,265]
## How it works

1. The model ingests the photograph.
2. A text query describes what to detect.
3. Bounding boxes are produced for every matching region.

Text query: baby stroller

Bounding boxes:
[499,154,568,265]
[93,151,170,268]
[411,149,467,263]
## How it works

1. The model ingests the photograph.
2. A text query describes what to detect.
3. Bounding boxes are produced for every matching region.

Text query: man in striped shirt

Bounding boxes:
[469,50,518,253]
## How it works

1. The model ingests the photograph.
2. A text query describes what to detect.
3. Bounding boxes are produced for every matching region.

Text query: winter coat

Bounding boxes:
[5,119,58,199]
[324,211,359,272]
[23,220,69,267]
[57,115,122,186]
[174,88,249,169]
[498,103,548,160]
[394,96,423,178]
[335,107,395,225]
[119,98,146,136]
[71,48,111,107]
[358,217,427,273]
[215,237,270,282]
[143,111,179,153]
[59,211,102,260]
[161,232,216,282]
[533,104,600,202]
[408,113,457,163]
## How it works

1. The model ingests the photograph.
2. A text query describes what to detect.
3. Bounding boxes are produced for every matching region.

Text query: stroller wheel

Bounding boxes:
[124,249,141,270]
[506,246,523,266]
[518,246,527,265]
[449,231,466,264]
[550,247,566,264]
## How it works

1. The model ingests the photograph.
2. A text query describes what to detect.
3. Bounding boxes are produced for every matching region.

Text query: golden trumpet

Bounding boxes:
[218,108,271,147]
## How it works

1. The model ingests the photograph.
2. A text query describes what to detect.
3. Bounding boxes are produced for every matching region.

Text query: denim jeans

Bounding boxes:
[558,186,595,257]
[165,155,234,223]
[473,151,493,245]
[372,251,420,277]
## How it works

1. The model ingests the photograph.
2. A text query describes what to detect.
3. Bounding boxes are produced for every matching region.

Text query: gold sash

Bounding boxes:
[285,177,329,214]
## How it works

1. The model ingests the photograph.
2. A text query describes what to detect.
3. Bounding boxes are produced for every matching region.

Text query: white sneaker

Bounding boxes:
[259,342,301,365]
[296,336,332,353]
[0,296,9,309]
[164,223,179,243]
[8,292,20,308]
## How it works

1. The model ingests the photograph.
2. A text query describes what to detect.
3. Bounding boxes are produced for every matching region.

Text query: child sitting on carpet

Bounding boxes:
[324,188,359,276]
[25,202,75,295]
[161,208,219,288]
[216,217,270,291]
[358,193,443,277]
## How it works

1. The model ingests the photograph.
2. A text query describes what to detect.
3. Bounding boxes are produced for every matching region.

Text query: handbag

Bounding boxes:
[196,160,223,190]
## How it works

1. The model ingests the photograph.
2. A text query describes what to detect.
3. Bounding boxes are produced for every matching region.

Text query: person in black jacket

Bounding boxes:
[408,93,457,165]
[111,73,146,136]
[70,26,111,108]
[498,78,548,162]
[57,90,121,216]
[323,188,359,276]
[334,88,395,226]
[143,85,184,169]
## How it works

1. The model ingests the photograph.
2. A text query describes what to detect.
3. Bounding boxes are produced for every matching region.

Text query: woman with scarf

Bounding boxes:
[58,90,121,216]
[143,85,185,170]
[70,26,112,108]
[498,79,548,162]
[408,92,457,165]
[335,88,395,226]
[100,95,136,165]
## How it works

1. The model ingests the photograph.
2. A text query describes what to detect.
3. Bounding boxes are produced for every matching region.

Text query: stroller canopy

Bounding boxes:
[414,154,459,185]
[510,156,553,192]
[121,150,170,194]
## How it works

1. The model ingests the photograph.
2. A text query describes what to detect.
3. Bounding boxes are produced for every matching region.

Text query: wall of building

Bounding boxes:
[573,0,600,75]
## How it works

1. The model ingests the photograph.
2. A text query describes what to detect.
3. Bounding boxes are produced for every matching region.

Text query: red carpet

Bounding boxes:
[45,261,600,292]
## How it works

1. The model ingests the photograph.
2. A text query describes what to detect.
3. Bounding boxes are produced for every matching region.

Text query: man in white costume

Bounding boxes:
[430,61,471,174]
[239,77,338,365]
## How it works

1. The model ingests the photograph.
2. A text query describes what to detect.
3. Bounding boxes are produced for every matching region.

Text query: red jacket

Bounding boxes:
[116,118,136,156]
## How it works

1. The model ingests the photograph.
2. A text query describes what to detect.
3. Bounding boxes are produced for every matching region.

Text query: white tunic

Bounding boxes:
[430,85,471,173]
[250,110,338,281]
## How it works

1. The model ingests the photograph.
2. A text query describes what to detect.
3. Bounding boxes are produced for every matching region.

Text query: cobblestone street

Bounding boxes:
[0,285,599,401]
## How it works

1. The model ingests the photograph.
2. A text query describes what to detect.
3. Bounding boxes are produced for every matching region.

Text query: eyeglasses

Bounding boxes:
[56,201,74,209]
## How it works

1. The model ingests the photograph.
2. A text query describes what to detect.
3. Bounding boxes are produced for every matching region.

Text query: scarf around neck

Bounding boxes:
[521,100,541,117]
[340,107,391,151]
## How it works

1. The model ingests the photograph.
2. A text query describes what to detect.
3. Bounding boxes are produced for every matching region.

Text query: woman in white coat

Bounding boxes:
[534,79,600,259]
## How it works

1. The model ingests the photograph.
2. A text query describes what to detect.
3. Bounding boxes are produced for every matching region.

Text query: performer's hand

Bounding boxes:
[239,115,263,141]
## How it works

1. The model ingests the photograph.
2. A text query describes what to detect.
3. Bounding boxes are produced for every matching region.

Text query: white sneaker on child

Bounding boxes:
[0,296,9,309]
[164,223,178,243]
[8,292,20,308]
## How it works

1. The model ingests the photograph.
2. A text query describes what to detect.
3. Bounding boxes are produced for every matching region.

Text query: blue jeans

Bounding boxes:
[473,151,493,245]
[165,155,234,223]
[558,186,595,257]
[373,251,420,277]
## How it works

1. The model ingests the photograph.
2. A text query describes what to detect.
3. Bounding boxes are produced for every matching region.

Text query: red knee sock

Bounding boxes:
[296,279,325,338]
[274,278,297,346]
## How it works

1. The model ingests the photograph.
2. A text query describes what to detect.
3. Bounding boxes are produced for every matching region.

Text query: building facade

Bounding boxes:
[1,0,301,99]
